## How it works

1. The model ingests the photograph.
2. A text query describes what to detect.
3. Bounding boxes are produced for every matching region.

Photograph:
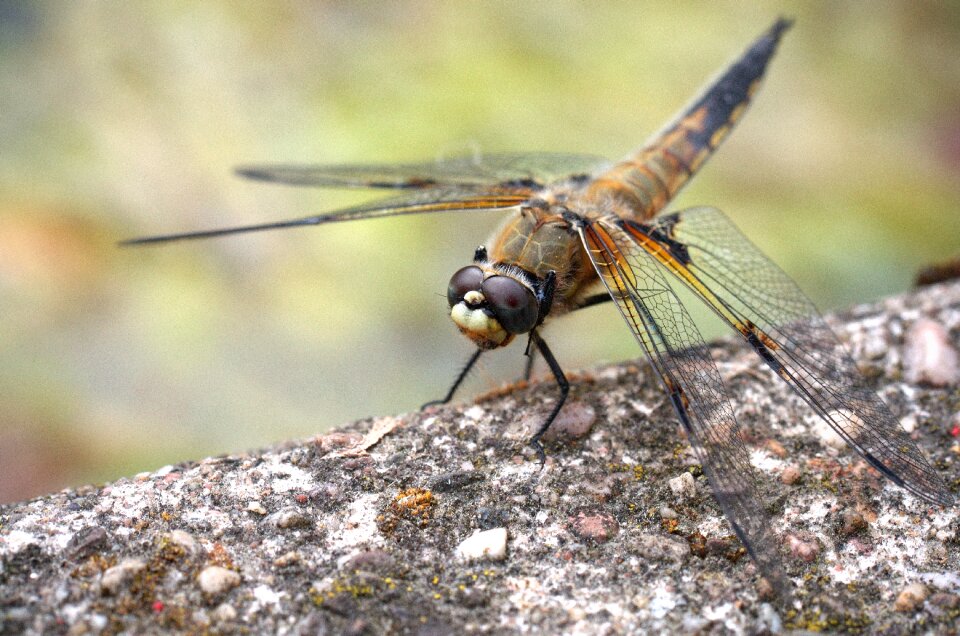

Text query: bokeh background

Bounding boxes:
[2,2,958,503]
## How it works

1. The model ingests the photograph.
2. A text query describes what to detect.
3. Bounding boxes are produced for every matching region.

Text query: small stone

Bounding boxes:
[540,401,596,442]
[273,551,300,568]
[659,506,678,520]
[839,509,867,536]
[894,582,929,612]
[212,603,237,622]
[786,534,819,562]
[633,533,689,563]
[166,530,203,558]
[100,559,146,595]
[66,526,108,560]
[456,528,508,562]
[275,509,313,530]
[812,415,848,451]
[569,510,619,544]
[780,465,802,485]
[669,472,696,499]
[246,501,268,515]
[198,566,241,595]
[904,319,960,386]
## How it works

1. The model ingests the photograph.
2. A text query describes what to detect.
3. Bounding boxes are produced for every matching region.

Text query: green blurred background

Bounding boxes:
[1,2,958,503]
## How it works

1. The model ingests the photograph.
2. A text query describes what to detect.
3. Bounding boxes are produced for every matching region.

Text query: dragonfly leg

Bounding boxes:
[523,349,537,382]
[522,293,610,382]
[527,331,569,467]
[421,348,483,409]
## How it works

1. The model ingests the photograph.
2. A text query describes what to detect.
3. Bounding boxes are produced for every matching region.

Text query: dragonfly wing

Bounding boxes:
[121,187,531,245]
[574,218,790,597]
[236,152,609,189]
[630,206,953,505]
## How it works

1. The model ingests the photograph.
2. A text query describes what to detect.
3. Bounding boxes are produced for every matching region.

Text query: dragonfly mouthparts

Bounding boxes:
[463,290,485,307]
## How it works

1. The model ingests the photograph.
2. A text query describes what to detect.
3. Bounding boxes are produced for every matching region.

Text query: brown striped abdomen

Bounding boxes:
[585,18,791,220]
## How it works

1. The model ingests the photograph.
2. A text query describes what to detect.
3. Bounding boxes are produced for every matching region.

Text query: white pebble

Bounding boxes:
[212,603,237,622]
[812,414,849,451]
[456,527,508,562]
[198,566,241,595]
[669,472,696,499]
[904,319,960,386]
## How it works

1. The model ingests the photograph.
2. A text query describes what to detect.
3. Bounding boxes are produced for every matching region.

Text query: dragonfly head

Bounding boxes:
[447,262,539,350]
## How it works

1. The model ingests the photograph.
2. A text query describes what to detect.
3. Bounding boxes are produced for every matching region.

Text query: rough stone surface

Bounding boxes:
[2,281,960,634]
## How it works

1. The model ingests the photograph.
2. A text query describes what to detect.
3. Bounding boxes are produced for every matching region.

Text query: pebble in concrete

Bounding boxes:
[904,318,959,386]
[569,510,619,544]
[198,566,241,596]
[669,472,696,499]
[894,582,929,612]
[456,528,507,562]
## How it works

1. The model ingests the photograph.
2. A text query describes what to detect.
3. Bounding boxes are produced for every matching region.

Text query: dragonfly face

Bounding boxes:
[122,18,955,601]
[445,245,546,349]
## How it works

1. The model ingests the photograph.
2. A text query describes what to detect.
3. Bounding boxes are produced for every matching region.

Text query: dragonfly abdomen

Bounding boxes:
[585,18,792,221]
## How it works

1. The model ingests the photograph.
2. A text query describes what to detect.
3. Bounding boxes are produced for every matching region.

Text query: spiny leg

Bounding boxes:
[422,348,483,409]
[521,293,611,382]
[523,350,536,382]
[527,331,570,467]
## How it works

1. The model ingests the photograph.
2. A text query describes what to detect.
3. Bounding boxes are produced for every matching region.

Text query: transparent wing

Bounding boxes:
[120,187,530,245]
[236,152,608,189]
[574,218,790,597]
[630,206,953,505]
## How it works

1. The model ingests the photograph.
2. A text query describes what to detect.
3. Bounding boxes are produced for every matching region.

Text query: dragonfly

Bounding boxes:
[123,18,954,598]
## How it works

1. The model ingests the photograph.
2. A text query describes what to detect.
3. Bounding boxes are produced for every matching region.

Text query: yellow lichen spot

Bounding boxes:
[378,487,436,534]
[433,593,442,600]
[432,575,440,585]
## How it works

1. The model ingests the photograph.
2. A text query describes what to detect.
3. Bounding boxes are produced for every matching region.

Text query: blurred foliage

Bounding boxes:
[1,2,958,502]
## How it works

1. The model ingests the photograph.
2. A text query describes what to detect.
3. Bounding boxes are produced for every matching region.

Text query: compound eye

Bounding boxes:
[447,266,484,306]
[481,276,538,333]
